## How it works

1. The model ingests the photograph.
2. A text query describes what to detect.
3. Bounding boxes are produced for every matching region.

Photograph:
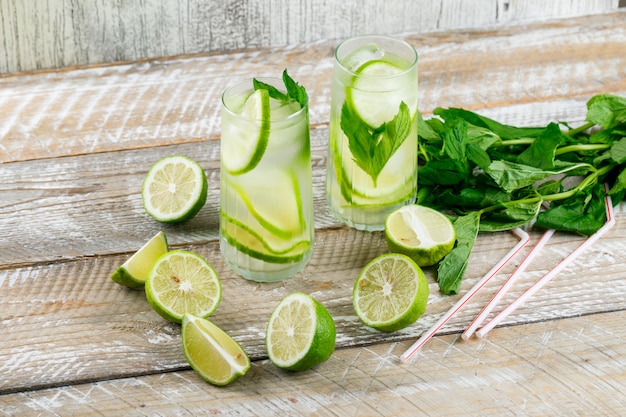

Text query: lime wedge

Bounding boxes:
[352,253,429,332]
[110,231,169,289]
[182,314,250,386]
[266,292,336,371]
[142,155,208,223]
[345,60,413,129]
[222,89,270,175]
[145,250,221,324]
[385,205,456,267]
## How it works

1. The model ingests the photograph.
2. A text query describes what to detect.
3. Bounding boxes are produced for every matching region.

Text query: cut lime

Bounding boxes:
[222,89,270,175]
[110,231,169,289]
[182,314,250,386]
[345,59,416,129]
[266,292,336,371]
[353,253,429,332]
[385,205,456,267]
[145,250,221,324]
[142,155,208,223]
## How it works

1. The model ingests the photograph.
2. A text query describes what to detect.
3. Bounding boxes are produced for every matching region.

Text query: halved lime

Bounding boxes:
[345,59,416,129]
[145,250,221,324]
[385,205,456,267]
[353,253,429,332]
[110,231,169,289]
[182,314,250,386]
[222,89,270,175]
[142,155,208,223]
[266,292,336,371]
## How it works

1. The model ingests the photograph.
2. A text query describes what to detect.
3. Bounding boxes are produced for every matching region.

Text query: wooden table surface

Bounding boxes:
[1,11,626,417]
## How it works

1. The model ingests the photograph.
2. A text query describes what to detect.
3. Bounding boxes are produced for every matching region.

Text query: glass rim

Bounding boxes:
[221,77,308,122]
[334,34,418,78]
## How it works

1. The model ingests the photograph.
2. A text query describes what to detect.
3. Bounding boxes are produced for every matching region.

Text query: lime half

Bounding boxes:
[182,314,250,386]
[145,250,221,324]
[266,292,336,371]
[142,155,208,223]
[353,253,429,332]
[385,205,456,267]
[222,89,270,175]
[110,231,169,289]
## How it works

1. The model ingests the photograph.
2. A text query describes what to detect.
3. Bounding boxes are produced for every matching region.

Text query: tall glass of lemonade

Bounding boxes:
[326,35,419,231]
[220,72,314,282]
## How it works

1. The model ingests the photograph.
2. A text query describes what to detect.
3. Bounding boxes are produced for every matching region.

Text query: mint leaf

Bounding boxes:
[341,101,411,184]
[253,78,289,102]
[437,211,480,295]
[252,70,308,108]
[282,69,308,108]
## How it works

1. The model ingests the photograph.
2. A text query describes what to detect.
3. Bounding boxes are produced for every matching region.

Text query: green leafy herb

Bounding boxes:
[419,93,626,294]
[341,101,411,184]
[253,69,308,108]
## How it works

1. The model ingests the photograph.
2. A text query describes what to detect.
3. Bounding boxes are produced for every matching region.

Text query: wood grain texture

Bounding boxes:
[1,10,626,416]
[1,311,625,416]
[0,0,619,74]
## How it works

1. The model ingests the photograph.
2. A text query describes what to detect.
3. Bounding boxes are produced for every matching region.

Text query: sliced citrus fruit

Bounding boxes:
[345,59,417,129]
[353,253,429,332]
[266,292,336,371]
[145,250,221,324]
[142,155,208,223]
[221,89,270,175]
[385,205,456,267]
[182,314,250,386]
[110,231,169,289]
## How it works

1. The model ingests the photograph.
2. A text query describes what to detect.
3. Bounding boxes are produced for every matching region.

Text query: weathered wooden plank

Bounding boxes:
[1,11,625,164]
[0,0,619,73]
[1,311,624,416]
[1,210,625,393]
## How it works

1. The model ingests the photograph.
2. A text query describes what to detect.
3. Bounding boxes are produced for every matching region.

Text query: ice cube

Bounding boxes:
[342,43,385,71]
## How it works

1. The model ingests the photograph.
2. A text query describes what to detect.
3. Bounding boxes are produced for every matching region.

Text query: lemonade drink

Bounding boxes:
[220,75,314,282]
[326,35,419,231]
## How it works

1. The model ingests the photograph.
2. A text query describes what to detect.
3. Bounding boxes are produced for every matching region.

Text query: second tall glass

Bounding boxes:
[326,35,419,231]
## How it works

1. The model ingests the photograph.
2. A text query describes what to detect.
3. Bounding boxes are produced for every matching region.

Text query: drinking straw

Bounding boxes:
[475,191,615,339]
[400,228,530,362]
[462,228,555,340]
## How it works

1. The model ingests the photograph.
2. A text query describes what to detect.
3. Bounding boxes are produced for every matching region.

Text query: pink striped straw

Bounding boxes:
[475,190,615,339]
[400,227,530,362]
[462,228,555,340]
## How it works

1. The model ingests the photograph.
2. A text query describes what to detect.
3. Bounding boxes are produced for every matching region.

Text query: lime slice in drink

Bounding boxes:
[110,231,169,289]
[145,250,221,324]
[224,168,304,238]
[385,205,456,267]
[346,59,415,129]
[222,89,270,175]
[352,253,429,332]
[221,215,310,263]
[182,314,250,386]
[142,155,208,223]
[266,292,336,371]
[332,129,415,204]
